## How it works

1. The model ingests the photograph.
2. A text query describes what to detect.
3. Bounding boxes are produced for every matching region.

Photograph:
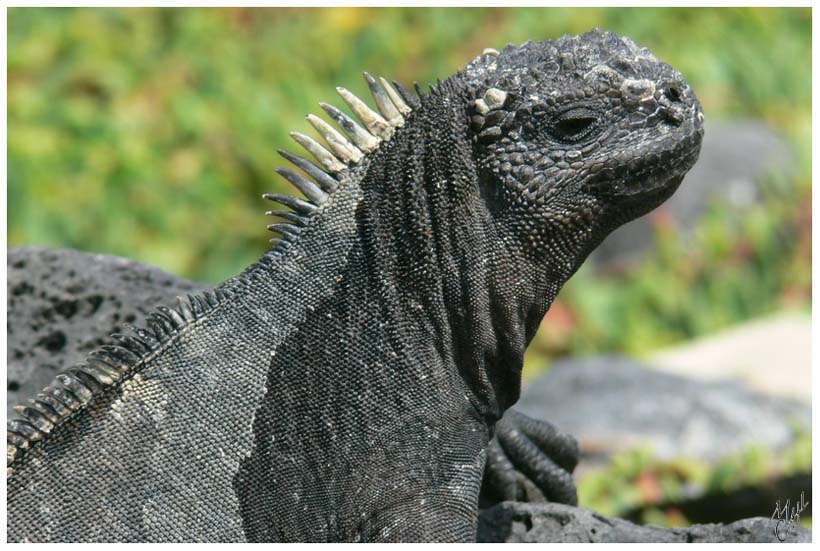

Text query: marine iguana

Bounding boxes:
[7,29,704,542]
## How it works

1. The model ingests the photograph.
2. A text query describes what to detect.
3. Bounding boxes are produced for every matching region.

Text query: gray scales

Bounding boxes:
[5,246,580,513]
[7,30,704,542]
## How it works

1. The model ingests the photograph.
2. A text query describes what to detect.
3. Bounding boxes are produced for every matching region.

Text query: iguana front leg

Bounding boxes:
[480,409,579,507]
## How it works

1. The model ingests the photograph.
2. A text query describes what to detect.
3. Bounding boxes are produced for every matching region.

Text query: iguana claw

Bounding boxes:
[480,409,579,507]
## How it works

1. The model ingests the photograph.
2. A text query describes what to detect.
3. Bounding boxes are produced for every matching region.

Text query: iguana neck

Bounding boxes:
[338,82,557,422]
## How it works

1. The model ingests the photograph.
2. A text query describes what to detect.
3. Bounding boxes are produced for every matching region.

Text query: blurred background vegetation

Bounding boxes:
[8,7,810,359]
[7,7,811,527]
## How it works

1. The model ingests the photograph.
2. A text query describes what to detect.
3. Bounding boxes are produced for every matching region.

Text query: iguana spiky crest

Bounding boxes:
[263,74,418,249]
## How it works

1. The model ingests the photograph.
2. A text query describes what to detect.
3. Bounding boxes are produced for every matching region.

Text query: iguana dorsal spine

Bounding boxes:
[6,71,416,472]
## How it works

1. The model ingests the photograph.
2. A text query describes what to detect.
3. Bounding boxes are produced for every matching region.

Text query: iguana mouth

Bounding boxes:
[583,121,703,201]
[600,172,685,200]
[593,164,689,199]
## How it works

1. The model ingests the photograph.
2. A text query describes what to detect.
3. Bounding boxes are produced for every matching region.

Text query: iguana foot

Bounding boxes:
[480,409,579,507]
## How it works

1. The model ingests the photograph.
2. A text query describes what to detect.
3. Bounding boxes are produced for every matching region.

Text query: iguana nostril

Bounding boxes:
[664,85,682,103]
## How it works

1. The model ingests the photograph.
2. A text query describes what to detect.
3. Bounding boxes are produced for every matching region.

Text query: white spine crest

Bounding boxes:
[265,72,418,247]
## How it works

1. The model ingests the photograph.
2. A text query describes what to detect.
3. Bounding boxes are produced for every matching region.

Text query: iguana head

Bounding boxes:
[463,29,704,271]
[267,30,702,280]
[258,31,703,394]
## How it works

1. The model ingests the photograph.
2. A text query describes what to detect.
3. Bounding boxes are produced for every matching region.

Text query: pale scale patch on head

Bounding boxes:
[474,87,507,115]
[584,64,624,83]
[621,78,657,103]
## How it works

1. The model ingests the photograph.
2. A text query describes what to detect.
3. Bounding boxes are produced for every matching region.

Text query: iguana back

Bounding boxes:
[8,30,704,542]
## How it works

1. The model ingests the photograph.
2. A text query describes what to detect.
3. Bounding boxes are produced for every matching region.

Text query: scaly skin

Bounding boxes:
[7,30,703,542]
[4,246,579,511]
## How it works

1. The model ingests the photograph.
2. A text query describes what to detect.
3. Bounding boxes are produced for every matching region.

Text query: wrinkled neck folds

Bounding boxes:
[346,84,550,419]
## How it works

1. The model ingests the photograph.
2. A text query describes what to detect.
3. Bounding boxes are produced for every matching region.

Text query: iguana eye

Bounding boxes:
[550,108,599,142]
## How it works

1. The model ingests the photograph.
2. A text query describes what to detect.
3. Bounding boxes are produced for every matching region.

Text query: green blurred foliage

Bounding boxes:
[7,7,812,357]
[578,422,811,523]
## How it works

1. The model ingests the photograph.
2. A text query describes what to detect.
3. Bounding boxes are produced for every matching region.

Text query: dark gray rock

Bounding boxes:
[514,356,810,465]
[592,120,795,270]
[477,502,810,542]
[6,246,208,416]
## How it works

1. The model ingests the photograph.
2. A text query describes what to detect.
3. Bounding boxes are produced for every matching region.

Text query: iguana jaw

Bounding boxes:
[584,107,704,203]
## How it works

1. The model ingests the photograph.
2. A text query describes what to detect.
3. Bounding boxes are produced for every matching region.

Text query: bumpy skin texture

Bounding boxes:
[5,246,579,515]
[7,30,703,542]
